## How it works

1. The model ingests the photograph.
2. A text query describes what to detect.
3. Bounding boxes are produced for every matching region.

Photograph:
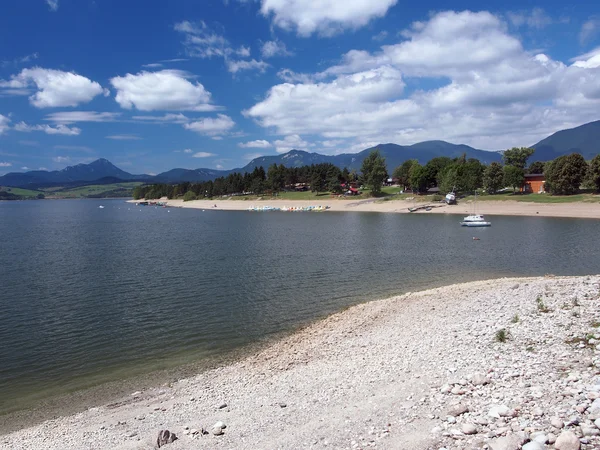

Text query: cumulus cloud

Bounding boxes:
[261,40,292,58]
[238,139,273,148]
[0,68,105,108]
[245,10,600,150]
[0,162,12,167]
[14,122,81,135]
[192,152,216,158]
[183,114,235,136]
[259,0,398,36]
[44,111,120,123]
[273,134,313,153]
[110,70,217,112]
[0,114,10,134]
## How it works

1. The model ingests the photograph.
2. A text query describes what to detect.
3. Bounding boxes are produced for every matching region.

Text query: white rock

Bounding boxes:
[447,403,469,417]
[580,424,600,436]
[489,405,511,419]
[488,431,528,450]
[461,423,477,435]
[213,421,226,430]
[532,407,544,417]
[522,442,544,450]
[530,432,547,444]
[554,430,580,450]
[551,417,564,429]
[472,373,489,386]
[594,418,600,429]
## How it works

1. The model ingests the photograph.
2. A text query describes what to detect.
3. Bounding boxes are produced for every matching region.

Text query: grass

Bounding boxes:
[0,186,45,197]
[511,314,520,324]
[495,329,509,343]
[467,191,600,204]
[45,182,143,198]
[536,296,551,313]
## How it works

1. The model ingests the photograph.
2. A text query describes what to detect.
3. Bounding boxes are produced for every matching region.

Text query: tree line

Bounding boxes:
[134,147,600,200]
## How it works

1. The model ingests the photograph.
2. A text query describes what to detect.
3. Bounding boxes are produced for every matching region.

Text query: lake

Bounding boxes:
[1,199,599,419]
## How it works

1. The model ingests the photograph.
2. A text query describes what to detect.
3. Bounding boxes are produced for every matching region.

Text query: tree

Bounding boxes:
[589,154,600,192]
[423,157,452,188]
[527,161,545,175]
[544,153,588,195]
[393,159,417,190]
[502,147,535,169]
[267,163,285,192]
[183,190,197,201]
[503,165,525,193]
[310,171,325,195]
[409,163,428,193]
[483,162,504,194]
[360,149,388,195]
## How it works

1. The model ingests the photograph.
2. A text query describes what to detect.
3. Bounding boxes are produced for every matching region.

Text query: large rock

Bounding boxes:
[554,431,580,450]
[462,423,477,435]
[488,432,528,450]
[156,430,177,448]
[489,405,511,419]
[471,373,489,386]
[522,442,544,450]
[447,403,469,417]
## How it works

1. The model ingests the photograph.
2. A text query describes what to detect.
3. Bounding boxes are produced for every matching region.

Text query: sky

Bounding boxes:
[0,0,599,176]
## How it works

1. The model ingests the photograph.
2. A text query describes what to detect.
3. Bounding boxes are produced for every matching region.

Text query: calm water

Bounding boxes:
[1,199,600,415]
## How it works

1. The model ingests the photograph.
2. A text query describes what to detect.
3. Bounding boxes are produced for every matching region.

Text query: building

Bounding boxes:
[522,174,545,193]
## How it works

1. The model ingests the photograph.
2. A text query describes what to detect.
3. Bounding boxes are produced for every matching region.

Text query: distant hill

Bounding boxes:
[1,120,598,187]
[532,120,600,161]
[0,158,147,188]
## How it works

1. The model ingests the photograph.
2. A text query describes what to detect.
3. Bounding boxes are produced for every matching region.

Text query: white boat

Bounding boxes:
[445,192,456,204]
[98,205,104,209]
[462,214,485,222]
[460,221,491,227]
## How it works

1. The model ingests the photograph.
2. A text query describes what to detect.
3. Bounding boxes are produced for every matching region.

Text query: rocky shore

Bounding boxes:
[4,276,600,450]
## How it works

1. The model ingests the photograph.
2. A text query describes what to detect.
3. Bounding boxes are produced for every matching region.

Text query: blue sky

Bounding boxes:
[0,0,599,175]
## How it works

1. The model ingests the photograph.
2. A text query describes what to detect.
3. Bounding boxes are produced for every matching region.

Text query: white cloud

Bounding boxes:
[580,18,600,45]
[142,63,164,68]
[46,0,58,11]
[261,40,292,58]
[571,47,600,69]
[239,139,273,148]
[21,166,30,170]
[110,70,217,112]
[273,134,313,153]
[372,31,388,41]
[227,59,269,74]
[54,145,93,153]
[192,152,216,158]
[183,114,235,136]
[183,149,193,153]
[0,162,12,167]
[15,122,81,135]
[277,69,315,83]
[507,8,552,29]
[0,114,10,134]
[132,113,190,124]
[243,152,265,160]
[0,68,105,108]
[259,0,398,36]
[44,111,120,123]
[106,135,142,140]
[175,21,251,59]
[216,164,224,169]
[245,10,600,150]
[53,156,70,163]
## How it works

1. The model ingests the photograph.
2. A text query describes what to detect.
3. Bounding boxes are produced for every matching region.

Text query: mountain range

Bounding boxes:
[1,120,598,188]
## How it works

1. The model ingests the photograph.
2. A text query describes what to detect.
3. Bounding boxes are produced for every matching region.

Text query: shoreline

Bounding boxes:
[131,198,600,219]
[5,275,600,449]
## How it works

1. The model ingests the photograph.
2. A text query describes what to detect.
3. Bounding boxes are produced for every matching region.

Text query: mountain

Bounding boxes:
[532,120,600,161]
[153,168,232,183]
[0,158,147,188]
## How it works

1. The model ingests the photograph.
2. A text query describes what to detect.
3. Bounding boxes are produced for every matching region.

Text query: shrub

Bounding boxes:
[495,329,509,343]
[183,191,197,202]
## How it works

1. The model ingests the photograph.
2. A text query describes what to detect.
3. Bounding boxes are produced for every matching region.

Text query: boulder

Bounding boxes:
[554,431,580,450]
[156,430,177,448]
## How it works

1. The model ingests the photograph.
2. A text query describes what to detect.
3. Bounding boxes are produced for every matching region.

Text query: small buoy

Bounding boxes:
[473,237,480,240]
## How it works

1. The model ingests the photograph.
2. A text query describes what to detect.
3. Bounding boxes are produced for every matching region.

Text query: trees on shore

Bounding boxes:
[133,147,598,201]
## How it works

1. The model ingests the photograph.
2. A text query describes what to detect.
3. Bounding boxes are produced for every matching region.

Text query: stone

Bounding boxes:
[212,427,224,436]
[472,373,489,386]
[488,431,528,450]
[594,418,600,429]
[522,442,544,450]
[489,405,511,419]
[580,424,600,436]
[511,283,520,290]
[218,402,227,409]
[530,432,547,444]
[554,431,580,450]
[279,402,287,408]
[446,416,456,424]
[547,433,557,444]
[440,384,451,394]
[551,417,564,429]
[451,386,466,395]
[532,407,544,417]
[156,430,177,448]
[447,403,469,417]
[213,421,226,430]
[462,423,477,435]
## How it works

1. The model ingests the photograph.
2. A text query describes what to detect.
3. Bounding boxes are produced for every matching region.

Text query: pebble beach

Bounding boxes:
[4,275,600,450]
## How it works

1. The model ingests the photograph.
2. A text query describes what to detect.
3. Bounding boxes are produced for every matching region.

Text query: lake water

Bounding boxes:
[1,199,599,419]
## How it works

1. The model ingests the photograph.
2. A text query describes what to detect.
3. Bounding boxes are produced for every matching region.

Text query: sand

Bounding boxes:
[4,275,600,449]
[135,198,600,219]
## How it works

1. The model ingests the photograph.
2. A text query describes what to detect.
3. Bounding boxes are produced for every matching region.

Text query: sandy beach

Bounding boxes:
[134,198,600,219]
[4,275,600,449]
